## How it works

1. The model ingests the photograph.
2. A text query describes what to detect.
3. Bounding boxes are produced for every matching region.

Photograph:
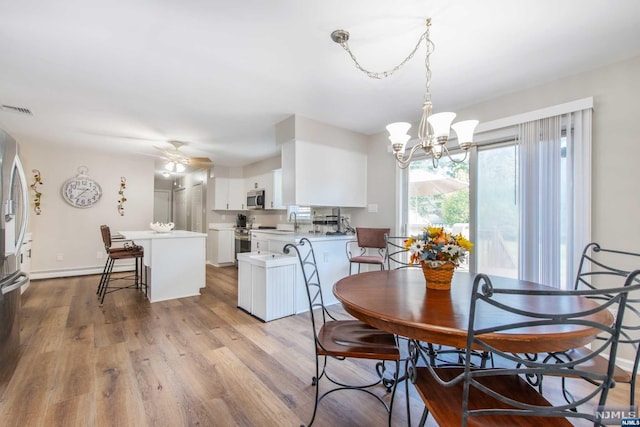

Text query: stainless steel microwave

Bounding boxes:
[247,189,265,210]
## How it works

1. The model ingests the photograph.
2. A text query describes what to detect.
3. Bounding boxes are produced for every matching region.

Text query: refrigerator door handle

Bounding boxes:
[4,199,15,222]
[13,156,29,255]
[1,272,28,295]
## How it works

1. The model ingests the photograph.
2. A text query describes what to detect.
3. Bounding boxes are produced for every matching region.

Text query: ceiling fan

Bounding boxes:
[155,140,213,172]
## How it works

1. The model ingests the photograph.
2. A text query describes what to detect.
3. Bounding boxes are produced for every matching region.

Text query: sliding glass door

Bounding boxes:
[476,145,518,278]
[402,110,588,288]
[404,144,520,278]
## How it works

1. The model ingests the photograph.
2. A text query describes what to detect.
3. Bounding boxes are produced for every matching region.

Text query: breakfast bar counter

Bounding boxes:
[119,230,207,303]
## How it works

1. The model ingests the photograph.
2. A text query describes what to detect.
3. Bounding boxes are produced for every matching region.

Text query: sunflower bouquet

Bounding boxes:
[404,226,473,268]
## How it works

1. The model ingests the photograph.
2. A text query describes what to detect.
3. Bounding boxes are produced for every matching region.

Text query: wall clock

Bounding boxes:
[61,166,102,208]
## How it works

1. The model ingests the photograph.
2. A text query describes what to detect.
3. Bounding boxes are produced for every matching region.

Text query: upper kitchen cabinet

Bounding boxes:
[213,176,246,210]
[269,169,284,210]
[282,140,367,207]
[245,169,284,210]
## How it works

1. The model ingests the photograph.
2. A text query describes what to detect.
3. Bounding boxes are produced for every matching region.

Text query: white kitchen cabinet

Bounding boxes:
[213,177,246,210]
[250,230,294,253]
[282,140,367,207]
[267,169,284,210]
[236,252,297,322]
[208,229,235,266]
[246,172,267,193]
[228,178,246,210]
[237,257,252,312]
[245,169,284,210]
[250,231,269,252]
[213,177,229,210]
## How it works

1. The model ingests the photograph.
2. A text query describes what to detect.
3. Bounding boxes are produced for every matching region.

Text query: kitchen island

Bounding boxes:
[119,230,207,303]
[238,231,355,320]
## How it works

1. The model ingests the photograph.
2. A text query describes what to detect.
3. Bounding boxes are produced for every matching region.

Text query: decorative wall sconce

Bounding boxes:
[30,169,43,215]
[117,177,127,216]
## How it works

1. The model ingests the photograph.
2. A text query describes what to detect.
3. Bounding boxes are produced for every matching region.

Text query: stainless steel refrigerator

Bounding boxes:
[0,129,29,397]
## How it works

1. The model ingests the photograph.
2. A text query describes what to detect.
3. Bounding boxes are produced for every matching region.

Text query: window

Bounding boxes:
[287,205,311,222]
[407,153,470,270]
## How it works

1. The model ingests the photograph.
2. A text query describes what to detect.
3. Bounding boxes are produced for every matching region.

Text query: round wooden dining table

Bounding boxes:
[333,269,612,354]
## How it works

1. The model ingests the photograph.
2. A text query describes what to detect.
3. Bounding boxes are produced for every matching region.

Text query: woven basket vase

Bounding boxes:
[421,262,456,290]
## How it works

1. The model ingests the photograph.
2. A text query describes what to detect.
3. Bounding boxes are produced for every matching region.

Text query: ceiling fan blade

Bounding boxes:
[150,141,212,169]
[189,161,213,168]
[189,157,213,163]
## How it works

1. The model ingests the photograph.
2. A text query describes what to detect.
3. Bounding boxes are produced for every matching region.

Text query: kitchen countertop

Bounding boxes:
[250,229,355,242]
[120,230,207,239]
[208,223,236,230]
[236,251,297,267]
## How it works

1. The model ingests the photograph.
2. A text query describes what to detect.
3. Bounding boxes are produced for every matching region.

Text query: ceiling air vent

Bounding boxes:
[0,104,33,115]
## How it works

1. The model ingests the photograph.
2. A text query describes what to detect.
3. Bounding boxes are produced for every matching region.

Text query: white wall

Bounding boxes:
[19,142,154,278]
[354,55,640,252]
[349,130,398,229]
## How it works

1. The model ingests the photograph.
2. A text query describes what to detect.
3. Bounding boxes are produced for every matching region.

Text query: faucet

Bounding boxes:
[288,212,299,232]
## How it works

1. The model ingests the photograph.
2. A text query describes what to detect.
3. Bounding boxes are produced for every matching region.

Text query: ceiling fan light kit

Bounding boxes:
[155,140,213,173]
[164,161,186,173]
[331,18,478,168]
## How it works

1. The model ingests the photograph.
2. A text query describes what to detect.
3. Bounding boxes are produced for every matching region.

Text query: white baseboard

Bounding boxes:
[30,264,134,280]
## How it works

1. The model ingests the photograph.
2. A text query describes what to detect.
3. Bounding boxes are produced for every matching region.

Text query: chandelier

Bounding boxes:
[331,18,478,168]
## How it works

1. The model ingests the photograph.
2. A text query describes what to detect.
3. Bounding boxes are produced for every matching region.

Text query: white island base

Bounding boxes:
[119,230,207,303]
[236,233,355,322]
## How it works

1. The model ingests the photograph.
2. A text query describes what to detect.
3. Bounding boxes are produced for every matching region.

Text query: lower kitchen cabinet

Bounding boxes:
[236,252,297,322]
[208,229,235,266]
[250,231,270,252]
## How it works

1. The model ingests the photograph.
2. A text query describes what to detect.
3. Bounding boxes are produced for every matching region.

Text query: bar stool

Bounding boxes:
[97,225,145,305]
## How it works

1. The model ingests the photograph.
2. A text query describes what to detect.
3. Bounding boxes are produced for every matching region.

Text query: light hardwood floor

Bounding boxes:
[0,266,636,426]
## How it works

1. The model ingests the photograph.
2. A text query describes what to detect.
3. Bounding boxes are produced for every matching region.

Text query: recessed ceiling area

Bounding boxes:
[1,0,640,169]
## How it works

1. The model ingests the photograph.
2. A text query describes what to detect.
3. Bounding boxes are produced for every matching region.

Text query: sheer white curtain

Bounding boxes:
[566,109,592,287]
[517,109,592,288]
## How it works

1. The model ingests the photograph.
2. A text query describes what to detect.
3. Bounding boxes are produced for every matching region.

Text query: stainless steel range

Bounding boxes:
[234,227,251,262]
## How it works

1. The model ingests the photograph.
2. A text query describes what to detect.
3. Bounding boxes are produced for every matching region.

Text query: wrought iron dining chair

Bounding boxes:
[97,225,145,305]
[346,227,390,275]
[384,235,419,270]
[562,242,640,407]
[284,238,400,427]
[408,271,640,427]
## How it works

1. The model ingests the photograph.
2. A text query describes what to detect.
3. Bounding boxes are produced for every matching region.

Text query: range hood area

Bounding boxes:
[277,115,368,208]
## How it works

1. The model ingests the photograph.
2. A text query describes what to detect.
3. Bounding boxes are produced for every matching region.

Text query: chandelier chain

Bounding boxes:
[338,29,430,80]
[331,18,478,169]
[423,29,434,103]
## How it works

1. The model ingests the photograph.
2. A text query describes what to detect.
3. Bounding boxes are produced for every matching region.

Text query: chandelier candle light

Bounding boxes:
[332,18,478,168]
